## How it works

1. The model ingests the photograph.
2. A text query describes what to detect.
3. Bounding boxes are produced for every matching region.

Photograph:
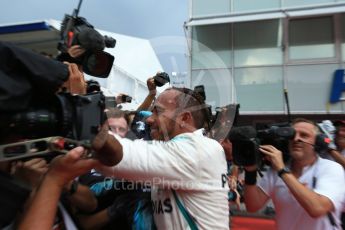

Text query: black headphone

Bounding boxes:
[314,133,331,153]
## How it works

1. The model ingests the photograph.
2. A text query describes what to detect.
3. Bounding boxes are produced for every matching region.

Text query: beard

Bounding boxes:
[150,119,177,141]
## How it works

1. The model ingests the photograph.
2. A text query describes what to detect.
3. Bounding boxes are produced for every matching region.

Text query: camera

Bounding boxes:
[229,124,295,167]
[153,72,170,87]
[0,91,108,162]
[121,94,132,103]
[57,4,115,78]
[86,80,101,93]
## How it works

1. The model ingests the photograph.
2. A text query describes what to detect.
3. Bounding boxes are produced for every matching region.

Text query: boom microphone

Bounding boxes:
[296,136,330,153]
[296,139,314,146]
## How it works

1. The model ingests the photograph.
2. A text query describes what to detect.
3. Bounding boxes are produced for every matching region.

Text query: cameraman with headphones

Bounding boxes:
[243,118,345,230]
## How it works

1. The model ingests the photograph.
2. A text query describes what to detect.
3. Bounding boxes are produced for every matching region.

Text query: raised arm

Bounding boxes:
[137,77,157,111]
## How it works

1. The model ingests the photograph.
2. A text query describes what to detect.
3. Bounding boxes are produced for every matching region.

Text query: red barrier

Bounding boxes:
[231,216,276,230]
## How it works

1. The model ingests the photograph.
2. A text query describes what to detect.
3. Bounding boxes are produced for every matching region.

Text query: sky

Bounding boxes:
[0,0,189,75]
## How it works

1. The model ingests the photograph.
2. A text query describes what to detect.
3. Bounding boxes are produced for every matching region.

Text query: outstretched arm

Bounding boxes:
[92,125,123,167]
[17,147,98,230]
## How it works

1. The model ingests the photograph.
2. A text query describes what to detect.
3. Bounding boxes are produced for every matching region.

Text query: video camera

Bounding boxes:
[0,41,113,163]
[57,0,115,78]
[0,91,107,162]
[229,123,295,167]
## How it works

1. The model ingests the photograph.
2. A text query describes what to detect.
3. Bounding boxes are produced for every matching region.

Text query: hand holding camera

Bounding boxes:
[116,93,132,104]
[258,145,285,172]
[153,71,170,87]
[67,45,86,58]
[62,62,87,95]
[146,71,170,96]
[147,77,157,96]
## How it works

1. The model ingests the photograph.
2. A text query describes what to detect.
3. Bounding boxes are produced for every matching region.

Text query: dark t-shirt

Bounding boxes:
[79,171,155,230]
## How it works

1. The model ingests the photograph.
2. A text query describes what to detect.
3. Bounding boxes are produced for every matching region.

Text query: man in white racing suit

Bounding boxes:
[95,87,229,229]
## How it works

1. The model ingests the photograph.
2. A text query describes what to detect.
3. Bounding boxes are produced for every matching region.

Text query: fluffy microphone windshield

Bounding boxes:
[229,126,257,141]
[77,27,105,51]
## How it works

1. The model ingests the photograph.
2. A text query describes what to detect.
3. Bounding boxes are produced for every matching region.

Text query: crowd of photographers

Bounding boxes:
[2,39,345,230]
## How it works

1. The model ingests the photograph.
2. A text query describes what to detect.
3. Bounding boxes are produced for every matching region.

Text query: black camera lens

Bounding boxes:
[154,72,170,87]
[83,51,114,78]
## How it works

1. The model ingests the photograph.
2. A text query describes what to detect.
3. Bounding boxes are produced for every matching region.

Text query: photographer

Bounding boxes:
[0,41,116,229]
[0,41,69,112]
[94,87,229,229]
[243,118,345,230]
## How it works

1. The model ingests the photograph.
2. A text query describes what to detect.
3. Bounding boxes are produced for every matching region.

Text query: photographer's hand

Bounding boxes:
[115,94,124,104]
[47,146,99,187]
[147,76,157,95]
[17,147,99,230]
[68,45,86,58]
[115,93,131,104]
[259,145,285,171]
[62,62,87,95]
[136,77,157,111]
[11,158,48,188]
